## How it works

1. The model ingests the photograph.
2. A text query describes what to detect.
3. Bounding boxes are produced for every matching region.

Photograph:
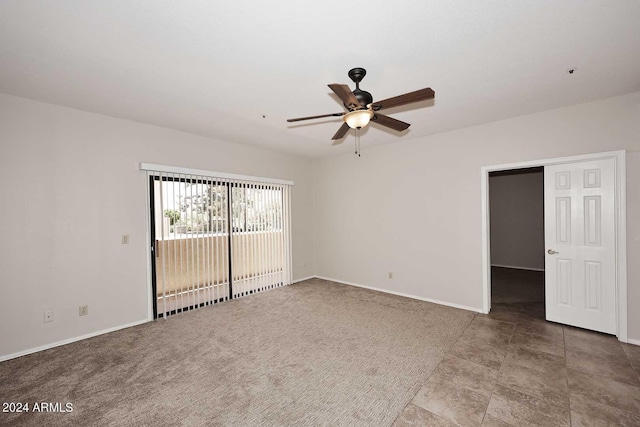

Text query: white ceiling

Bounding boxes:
[1,1,639,158]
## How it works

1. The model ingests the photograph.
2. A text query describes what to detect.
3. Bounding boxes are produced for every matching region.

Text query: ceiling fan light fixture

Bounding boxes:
[344,109,373,129]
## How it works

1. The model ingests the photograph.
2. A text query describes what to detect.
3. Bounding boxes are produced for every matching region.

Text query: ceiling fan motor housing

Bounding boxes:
[352,88,373,108]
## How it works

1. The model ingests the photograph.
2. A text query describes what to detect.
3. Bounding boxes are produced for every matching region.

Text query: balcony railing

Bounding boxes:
[155,230,284,303]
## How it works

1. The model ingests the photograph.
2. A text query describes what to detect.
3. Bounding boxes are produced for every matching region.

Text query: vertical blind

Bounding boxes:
[142,164,293,319]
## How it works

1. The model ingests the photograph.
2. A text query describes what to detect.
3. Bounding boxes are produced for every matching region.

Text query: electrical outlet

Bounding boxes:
[121,234,129,244]
[79,305,88,316]
[388,272,393,279]
[44,310,53,323]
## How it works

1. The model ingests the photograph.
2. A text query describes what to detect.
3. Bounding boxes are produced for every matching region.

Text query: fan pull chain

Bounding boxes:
[354,129,358,156]
[355,129,361,157]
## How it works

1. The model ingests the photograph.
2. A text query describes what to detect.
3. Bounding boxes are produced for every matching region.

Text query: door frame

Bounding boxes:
[480,150,627,342]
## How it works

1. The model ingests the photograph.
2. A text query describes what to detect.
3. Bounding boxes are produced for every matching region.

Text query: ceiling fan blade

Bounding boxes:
[287,112,345,122]
[328,84,360,109]
[371,88,435,111]
[372,114,411,132]
[331,123,350,141]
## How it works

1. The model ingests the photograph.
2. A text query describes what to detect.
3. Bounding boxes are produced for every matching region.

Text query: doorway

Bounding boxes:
[489,167,545,320]
[480,151,628,341]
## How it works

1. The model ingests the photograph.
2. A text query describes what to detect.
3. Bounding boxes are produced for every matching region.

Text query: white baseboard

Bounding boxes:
[315,276,482,313]
[491,264,545,272]
[4,278,630,361]
[0,319,150,362]
[2,278,312,362]
[292,276,316,284]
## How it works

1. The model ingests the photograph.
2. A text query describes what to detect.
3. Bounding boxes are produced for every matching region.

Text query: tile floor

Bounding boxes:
[392,269,640,426]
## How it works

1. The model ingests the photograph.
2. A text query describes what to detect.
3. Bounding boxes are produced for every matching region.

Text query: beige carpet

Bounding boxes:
[0,279,474,426]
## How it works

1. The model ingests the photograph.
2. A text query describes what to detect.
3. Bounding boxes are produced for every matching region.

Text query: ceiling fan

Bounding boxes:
[287,67,435,142]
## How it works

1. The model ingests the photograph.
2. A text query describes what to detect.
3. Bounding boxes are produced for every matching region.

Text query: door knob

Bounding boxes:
[547,249,559,255]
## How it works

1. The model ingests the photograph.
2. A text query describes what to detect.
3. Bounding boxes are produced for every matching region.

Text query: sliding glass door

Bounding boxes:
[230,183,285,298]
[149,173,291,319]
[150,176,230,318]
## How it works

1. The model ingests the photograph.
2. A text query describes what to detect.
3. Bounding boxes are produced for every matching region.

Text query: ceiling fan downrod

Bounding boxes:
[348,67,373,108]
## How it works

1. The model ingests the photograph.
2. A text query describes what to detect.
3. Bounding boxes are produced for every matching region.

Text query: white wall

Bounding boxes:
[489,170,544,270]
[627,151,640,343]
[0,94,315,359]
[314,91,640,340]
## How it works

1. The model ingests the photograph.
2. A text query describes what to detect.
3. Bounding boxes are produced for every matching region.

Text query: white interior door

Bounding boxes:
[544,159,616,334]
